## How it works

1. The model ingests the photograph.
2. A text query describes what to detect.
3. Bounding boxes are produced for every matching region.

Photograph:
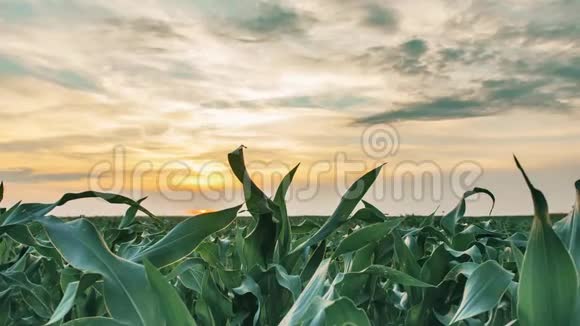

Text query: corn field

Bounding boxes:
[0,146,578,325]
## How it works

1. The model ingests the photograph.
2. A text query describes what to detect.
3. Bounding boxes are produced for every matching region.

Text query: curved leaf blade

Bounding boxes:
[450,260,513,323]
[41,218,163,325]
[291,165,384,253]
[280,259,331,325]
[143,259,197,326]
[273,164,300,260]
[333,219,401,256]
[130,205,241,267]
[46,281,80,325]
[514,156,578,326]
[554,179,580,270]
[440,187,495,235]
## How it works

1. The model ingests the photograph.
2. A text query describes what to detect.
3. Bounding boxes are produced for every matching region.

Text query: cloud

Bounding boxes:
[436,45,496,68]
[105,17,185,40]
[0,134,119,153]
[192,0,313,41]
[394,38,429,74]
[0,1,34,22]
[356,77,570,124]
[493,1,580,46]
[536,57,580,83]
[0,55,99,91]
[269,94,375,110]
[482,78,566,108]
[517,23,580,44]
[0,168,86,183]
[361,3,398,31]
[238,2,301,33]
[401,39,428,57]
[354,38,432,75]
[357,97,484,123]
[201,92,377,110]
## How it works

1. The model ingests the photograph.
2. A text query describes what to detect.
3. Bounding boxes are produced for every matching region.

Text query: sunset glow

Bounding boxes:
[0,0,579,216]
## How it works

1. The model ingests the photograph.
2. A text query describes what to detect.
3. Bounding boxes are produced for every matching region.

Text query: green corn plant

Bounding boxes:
[514,156,578,326]
[0,148,578,325]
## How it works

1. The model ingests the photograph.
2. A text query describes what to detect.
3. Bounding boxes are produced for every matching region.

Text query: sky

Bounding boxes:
[0,0,579,217]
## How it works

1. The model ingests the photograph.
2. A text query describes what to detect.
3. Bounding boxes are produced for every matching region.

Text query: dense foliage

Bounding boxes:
[0,147,578,325]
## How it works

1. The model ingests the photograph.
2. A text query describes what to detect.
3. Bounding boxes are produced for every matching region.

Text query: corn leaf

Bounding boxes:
[450,260,513,323]
[129,205,241,267]
[515,156,578,326]
[292,165,384,253]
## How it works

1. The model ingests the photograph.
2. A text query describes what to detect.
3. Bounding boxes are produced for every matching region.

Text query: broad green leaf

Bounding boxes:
[0,201,20,226]
[392,230,421,314]
[39,218,163,325]
[362,200,387,220]
[197,272,234,326]
[310,297,371,326]
[129,205,241,267]
[1,191,155,226]
[143,259,197,326]
[58,271,100,303]
[342,265,435,288]
[510,242,524,274]
[46,281,79,325]
[0,271,53,318]
[227,146,279,217]
[451,232,476,251]
[233,276,263,326]
[291,165,384,253]
[273,164,300,260]
[333,219,402,256]
[406,245,453,326]
[450,260,513,323]
[440,187,495,235]
[62,317,128,326]
[241,264,300,324]
[241,211,277,269]
[338,243,377,300]
[405,225,449,245]
[172,263,205,294]
[351,200,387,224]
[405,232,423,258]
[350,207,385,224]
[443,262,479,282]
[515,156,578,326]
[291,219,320,234]
[392,230,421,278]
[0,289,10,325]
[444,244,483,263]
[554,179,580,270]
[228,146,280,268]
[195,241,223,267]
[270,264,302,301]
[118,197,147,229]
[434,309,485,326]
[280,259,331,325]
[0,223,60,260]
[300,240,326,283]
[346,242,376,273]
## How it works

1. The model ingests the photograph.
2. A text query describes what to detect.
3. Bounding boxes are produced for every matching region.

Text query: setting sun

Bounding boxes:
[187,208,216,215]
